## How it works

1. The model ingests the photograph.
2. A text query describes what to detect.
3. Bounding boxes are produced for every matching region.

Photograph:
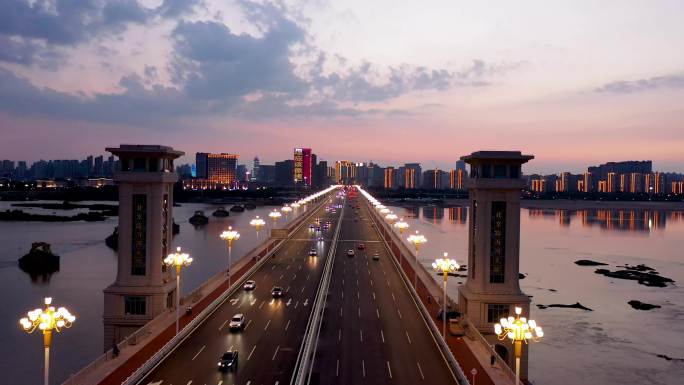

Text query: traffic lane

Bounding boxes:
[139,203,339,384]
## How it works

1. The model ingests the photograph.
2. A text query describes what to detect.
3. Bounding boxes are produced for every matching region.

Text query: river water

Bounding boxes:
[0,201,682,385]
[390,204,684,385]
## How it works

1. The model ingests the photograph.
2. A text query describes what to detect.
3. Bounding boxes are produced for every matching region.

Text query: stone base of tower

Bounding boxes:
[459,285,531,381]
[102,281,175,351]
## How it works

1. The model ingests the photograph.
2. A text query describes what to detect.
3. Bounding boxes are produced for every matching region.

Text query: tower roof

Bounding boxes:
[461,151,534,164]
[106,145,184,159]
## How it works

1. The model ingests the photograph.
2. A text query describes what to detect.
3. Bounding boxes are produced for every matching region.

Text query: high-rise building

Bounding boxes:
[384,167,396,189]
[94,155,104,176]
[450,169,466,190]
[195,152,208,179]
[583,172,593,193]
[207,153,238,186]
[607,172,617,193]
[654,172,666,194]
[630,173,644,193]
[404,163,421,188]
[236,164,247,182]
[275,160,295,187]
[423,169,443,189]
[252,157,260,182]
[294,148,313,186]
[335,161,356,184]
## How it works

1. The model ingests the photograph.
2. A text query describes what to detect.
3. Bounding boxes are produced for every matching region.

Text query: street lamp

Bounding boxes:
[432,253,459,338]
[220,226,240,287]
[394,218,409,234]
[379,207,390,215]
[269,209,282,228]
[494,307,544,385]
[250,216,265,239]
[19,297,76,385]
[281,205,293,220]
[406,231,427,288]
[164,247,193,334]
[385,212,398,224]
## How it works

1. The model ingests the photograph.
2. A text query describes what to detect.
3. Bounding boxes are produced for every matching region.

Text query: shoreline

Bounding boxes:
[437,198,684,211]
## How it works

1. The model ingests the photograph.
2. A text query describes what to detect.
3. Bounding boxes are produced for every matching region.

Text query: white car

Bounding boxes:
[243,280,256,290]
[309,248,317,256]
[229,314,245,330]
[347,249,355,257]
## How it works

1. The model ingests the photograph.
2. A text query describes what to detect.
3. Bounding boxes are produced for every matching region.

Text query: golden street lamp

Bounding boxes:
[494,307,544,385]
[406,231,427,288]
[268,209,282,227]
[394,218,409,234]
[379,207,390,215]
[220,226,240,287]
[250,216,265,238]
[432,253,459,339]
[385,212,398,224]
[19,297,75,385]
[281,204,293,220]
[164,247,193,334]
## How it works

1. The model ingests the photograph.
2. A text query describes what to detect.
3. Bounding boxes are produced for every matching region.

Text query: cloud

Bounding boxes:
[596,73,684,93]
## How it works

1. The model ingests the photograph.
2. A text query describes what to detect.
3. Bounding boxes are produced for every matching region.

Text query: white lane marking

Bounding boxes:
[259,300,265,309]
[245,319,252,330]
[392,293,396,302]
[357,291,359,300]
[286,298,292,306]
[299,265,303,270]
[295,301,299,309]
[192,345,205,360]
[370,279,373,287]
[342,279,344,286]
[247,345,256,360]
[405,331,412,344]
[230,298,239,305]
[286,265,290,270]
[300,286,305,293]
[341,292,344,300]
[219,320,228,330]
[381,330,385,343]
[250,298,257,306]
[272,265,276,270]
[376,308,380,319]
[417,362,425,380]
[272,345,280,360]
[279,274,284,280]
[303,298,309,306]
[358,307,361,317]
[338,329,341,341]
[386,279,390,287]
[264,319,271,331]
[148,382,163,385]
[362,360,366,378]
[360,329,363,342]
[246,382,251,385]
[372,292,376,300]
[387,361,393,379]
[356,279,359,286]
[218,381,223,385]
[291,275,296,281]
[186,381,192,385]
[336,359,339,376]
[285,320,291,331]
[286,286,291,292]
[306,273,310,281]
[397,309,402,319]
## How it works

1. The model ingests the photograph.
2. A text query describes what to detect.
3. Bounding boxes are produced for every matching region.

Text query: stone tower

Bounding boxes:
[457,151,534,380]
[103,145,184,349]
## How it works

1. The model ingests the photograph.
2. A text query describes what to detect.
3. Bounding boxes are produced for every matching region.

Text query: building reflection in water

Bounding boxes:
[526,208,681,232]
[422,206,444,223]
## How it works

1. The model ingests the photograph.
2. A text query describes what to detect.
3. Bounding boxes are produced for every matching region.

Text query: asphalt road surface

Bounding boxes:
[139,196,343,385]
[309,194,458,385]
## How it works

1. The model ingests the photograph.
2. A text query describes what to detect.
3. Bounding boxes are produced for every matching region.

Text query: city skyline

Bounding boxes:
[1,1,684,172]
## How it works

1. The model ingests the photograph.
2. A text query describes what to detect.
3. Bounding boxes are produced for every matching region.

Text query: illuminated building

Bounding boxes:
[207,153,238,186]
[654,172,665,194]
[583,172,593,193]
[384,167,396,189]
[530,179,547,192]
[597,180,607,193]
[294,148,313,186]
[607,172,617,193]
[450,169,466,190]
[404,163,421,189]
[630,173,644,193]
[335,160,356,184]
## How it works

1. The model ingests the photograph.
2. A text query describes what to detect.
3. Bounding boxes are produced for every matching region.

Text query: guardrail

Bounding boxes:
[290,196,345,385]
[360,192,471,385]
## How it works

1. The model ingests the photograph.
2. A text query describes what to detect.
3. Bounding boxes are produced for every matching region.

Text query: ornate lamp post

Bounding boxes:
[19,297,76,385]
[406,231,427,289]
[494,307,544,385]
[220,226,240,287]
[269,209,282,227]
[281,205,293,221]
[432,253,460,338]
[385,212,398,224]
[250,216,265,239]
[394,218,409,234]
[164,247,193,334]
[379,207,390,215]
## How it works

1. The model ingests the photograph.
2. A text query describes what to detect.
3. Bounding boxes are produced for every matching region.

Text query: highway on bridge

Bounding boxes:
[309,193,457,385]
[139,195,344,385]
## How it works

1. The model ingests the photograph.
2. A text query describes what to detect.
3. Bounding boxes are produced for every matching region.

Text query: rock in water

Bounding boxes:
[594,268,674,288]
[628,300,661,311]
[575,259,608,266]
[537,302,593,311]
[105,227,118,250]
[18,242,60,275]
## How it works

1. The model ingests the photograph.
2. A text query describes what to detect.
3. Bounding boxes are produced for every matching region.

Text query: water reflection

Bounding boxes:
[394,205,468,225]
[526,209,683,232]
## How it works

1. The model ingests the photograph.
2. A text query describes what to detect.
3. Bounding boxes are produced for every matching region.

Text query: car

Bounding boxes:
[317,236,325,242]
[308,224,315,230]
[357,243,365,250]
[272,286,284,298]
[372,253,380,261]
[315,226,321,232]
[229,314,245,330]
[243,280,256,290]
[217,350,238,371]
[309,248,317,256]
[347,249,355,257]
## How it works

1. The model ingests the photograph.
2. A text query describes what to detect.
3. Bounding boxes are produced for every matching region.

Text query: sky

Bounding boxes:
[0,0,683,174]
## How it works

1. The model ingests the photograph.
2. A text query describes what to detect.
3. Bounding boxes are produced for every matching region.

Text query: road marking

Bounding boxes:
[218,381,223,385]
[372,292,376,300]
[397,308,402,319]
[370,279,373,286]
[336,360,339,376]
[356,279,359,286]
[362,360,366,378]
[250,298,257,306]
[219,320,228,330]
[272,345,280,360]
[230,298,239,305]
[247,345,256,360]
[300,286,305,293]
[272,265,276,270]
[392,293,396,302]
[286,286,291,292]
[186,381,192,385]
[279,274,284,280]
[342,279,344,286]
[306,273,310,281]
[286,265,290,270]
[245,319,252,330]
[341,292,344,300]
[264,319,271,331]
[358,307,361,317]
[292,275,296,281]
[192,345,205,360]
[357,291,359,299]
[381,330,385,343]
[286,298,292,306]
[417,362,425,380]
[360,329,363,342]
[376,308,380,319]
[285,319,291,331]
[304,298,309,306]
[260,301,266,309]
[338,329,341,341]
[339,306,342,316]
[387,361,393,379]
[246,382,251,385]
[295,301,299,309]
[386,279,390,287]
[405,331,412,344]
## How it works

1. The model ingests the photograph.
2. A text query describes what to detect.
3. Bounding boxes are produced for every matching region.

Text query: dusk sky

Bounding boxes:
[1,0,683,173]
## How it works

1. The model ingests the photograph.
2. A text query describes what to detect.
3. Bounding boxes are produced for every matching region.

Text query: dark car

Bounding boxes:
[272,286,284,298]
[357,243,365,250]
[217,350,238,371]
[372,252,380,261]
